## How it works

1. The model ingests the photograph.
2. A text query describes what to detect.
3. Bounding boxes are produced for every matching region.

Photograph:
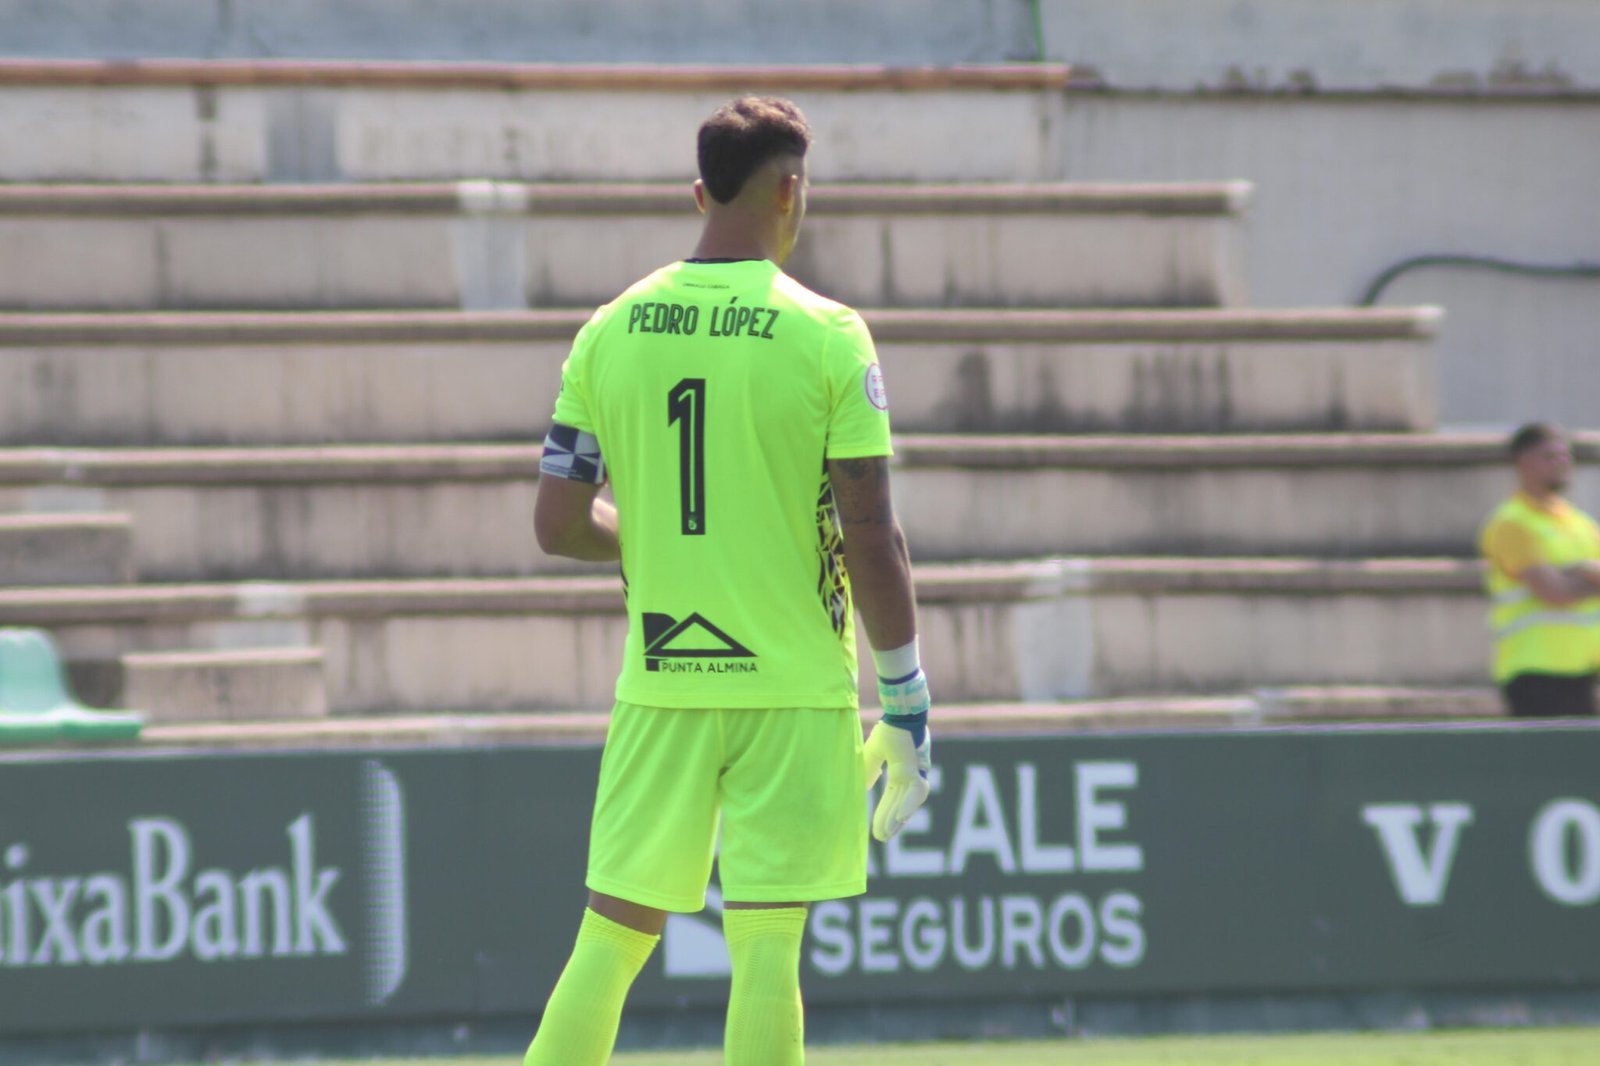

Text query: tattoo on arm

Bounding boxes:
[829,456,895,525]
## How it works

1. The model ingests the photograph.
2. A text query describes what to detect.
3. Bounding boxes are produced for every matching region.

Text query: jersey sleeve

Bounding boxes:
[822,309,894,460]
[549,309,604,434]
[1481,515,1545,578]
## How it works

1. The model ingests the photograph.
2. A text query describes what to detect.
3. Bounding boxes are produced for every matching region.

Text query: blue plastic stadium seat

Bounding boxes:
[0,628,143,744]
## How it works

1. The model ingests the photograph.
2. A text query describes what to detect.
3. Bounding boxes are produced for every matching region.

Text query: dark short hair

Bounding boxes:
[697,96,811,204]
[1509,421,1566,458]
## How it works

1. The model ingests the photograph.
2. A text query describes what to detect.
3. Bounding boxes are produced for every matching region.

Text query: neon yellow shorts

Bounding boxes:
[586,701,867,912]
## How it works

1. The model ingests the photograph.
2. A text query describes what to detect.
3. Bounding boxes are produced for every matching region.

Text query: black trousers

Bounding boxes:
[1502,672,1599,718]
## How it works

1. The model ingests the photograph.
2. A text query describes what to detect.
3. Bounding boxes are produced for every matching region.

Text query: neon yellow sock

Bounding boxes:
[724,907,808,1066]
[524,908,659,1066]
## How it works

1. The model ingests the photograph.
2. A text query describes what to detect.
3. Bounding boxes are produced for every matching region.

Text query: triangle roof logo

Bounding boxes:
[643,612,756,659]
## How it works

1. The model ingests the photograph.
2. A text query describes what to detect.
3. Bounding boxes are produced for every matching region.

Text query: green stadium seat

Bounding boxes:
[0,628,143,744]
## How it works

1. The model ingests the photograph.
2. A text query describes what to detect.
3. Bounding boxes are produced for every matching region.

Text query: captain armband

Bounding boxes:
[540,423,607,485]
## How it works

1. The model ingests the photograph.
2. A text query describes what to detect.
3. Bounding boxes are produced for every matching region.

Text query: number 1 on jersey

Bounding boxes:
[668,378,706,535]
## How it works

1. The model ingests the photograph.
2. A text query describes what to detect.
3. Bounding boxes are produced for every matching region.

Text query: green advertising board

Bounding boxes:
[639,725,1600,1006]
[1,724,1598,1037]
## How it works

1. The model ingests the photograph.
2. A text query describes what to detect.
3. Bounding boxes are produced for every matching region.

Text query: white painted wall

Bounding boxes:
[1045,94,1600,428]
[1034,0,1600,429]
[9,0,1598,89]
[1041,0,1600,91]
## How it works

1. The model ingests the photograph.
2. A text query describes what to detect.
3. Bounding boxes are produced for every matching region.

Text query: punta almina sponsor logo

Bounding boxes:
[0,814,344,967]
[811,760,1147,977]
[643,611,758,675]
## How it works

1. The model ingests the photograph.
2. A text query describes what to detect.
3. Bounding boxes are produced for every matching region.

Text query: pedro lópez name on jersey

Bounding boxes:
[626,299,781,341]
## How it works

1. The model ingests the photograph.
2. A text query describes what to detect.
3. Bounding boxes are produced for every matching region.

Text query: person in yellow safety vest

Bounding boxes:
[1478,422,1600,717]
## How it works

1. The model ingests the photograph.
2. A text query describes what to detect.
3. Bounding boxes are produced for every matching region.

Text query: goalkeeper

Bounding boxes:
[526,95,931,1065]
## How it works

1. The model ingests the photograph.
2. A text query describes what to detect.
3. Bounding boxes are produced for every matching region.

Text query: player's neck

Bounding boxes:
[692,216,783,265]
[1519,484,1564,508]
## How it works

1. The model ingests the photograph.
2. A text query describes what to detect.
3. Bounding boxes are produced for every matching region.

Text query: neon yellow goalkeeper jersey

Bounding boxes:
[550,258,893,709]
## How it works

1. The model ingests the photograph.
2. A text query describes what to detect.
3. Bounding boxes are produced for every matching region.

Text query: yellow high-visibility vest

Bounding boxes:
[1483,494,1600,682]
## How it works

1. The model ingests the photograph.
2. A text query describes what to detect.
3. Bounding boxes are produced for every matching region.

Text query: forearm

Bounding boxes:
[1570,561,1600,595]
[844,523,918,653]
[545,497,621,561]
[853,520,932,845]
[1525,563,1600,605]
[827,455,918,654]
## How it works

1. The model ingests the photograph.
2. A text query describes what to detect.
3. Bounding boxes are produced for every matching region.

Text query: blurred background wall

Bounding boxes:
[1041,0,1600,430]
[0,0,1039,64]
[0,1,1594,425]
[20,0,1585,432]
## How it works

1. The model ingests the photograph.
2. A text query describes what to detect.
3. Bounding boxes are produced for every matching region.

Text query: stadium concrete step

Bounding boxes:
[0,444,559,581]
[0,559,1490,714]
[0,433,1567,579]
[0,512,135,586]
[891,431,1600,559]
[0,59,1073,183]
[128,686,1505,750]
[120,646,328,723]
[1249,684,1502,722]
[0,307,1440,446]
[0,181,1249,311]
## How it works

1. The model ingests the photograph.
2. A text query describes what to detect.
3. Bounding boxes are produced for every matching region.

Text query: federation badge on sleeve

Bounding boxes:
[864,363,889,411]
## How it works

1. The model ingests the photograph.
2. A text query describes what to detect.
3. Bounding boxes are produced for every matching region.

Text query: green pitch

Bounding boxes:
[289,1028,1600,1066]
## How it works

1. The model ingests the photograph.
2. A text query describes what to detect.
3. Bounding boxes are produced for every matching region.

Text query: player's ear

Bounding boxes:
[692,179,708,215]
[776,172,800,215]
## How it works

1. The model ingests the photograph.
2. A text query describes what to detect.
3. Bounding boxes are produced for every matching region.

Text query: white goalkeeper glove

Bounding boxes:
[863,641,933,842]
